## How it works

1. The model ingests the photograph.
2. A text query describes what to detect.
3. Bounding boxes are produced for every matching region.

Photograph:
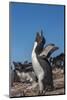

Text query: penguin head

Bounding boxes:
[35,31,46,55]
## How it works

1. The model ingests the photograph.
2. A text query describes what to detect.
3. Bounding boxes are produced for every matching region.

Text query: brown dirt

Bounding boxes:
[10,68,65,97]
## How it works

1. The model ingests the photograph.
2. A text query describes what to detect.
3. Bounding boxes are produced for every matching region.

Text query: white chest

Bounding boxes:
[32,42,44,78]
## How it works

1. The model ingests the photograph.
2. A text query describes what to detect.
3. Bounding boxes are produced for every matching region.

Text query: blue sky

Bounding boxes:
[10,2,65,62]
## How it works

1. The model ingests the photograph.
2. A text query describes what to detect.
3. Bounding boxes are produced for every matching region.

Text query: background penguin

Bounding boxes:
[32,31,54,94]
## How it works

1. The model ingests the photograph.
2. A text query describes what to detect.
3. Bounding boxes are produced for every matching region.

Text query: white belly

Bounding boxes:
[32,50,44,79]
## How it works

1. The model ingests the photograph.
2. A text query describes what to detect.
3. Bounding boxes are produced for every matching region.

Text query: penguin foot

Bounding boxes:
[38,88,47,96]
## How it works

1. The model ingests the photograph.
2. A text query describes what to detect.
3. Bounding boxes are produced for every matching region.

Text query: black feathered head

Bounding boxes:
[35,30,46,55]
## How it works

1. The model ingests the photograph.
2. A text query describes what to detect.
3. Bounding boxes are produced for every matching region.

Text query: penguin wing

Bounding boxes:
[39,44,59,58]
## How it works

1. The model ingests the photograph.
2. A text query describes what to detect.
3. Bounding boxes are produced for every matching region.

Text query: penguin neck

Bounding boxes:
[32,42,37,58]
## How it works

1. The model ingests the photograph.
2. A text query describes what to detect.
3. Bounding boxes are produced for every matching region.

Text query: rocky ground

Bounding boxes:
[10,68,65,97]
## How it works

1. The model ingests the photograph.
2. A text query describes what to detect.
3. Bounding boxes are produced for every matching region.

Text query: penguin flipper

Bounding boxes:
[39,44,59,58]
